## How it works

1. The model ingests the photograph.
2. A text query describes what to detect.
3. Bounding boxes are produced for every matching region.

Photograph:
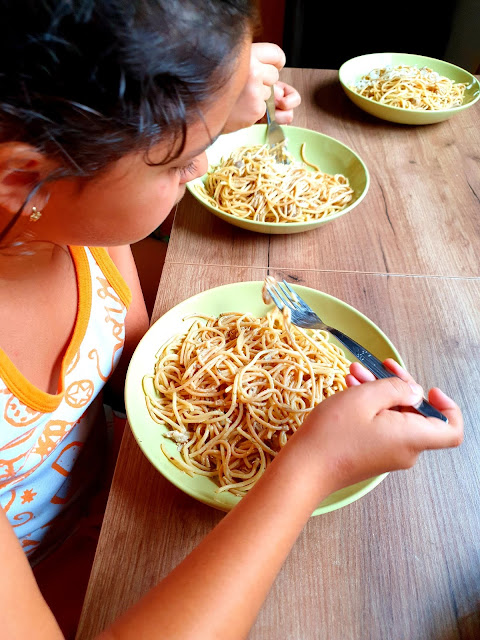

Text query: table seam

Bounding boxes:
[162,261,480,281]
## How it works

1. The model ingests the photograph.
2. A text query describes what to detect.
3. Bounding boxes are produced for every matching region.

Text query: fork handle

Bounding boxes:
[265,85,276,125]
[329,328,448,422]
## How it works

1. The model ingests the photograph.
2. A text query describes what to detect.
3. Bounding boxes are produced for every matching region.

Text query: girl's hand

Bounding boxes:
[293,360,464,496]
[223,43,300,133]
[257,81,301,125]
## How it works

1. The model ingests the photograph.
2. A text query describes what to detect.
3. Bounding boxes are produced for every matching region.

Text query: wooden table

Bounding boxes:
[77,69,480,640]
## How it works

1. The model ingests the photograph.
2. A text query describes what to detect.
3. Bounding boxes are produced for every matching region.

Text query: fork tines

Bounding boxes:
[266,279,299,311]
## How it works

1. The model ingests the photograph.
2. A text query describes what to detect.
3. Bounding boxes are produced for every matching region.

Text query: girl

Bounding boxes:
[0,0,298,563]
[0,2,463,638]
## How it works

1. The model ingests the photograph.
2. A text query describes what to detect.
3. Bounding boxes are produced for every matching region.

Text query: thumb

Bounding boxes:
[362,376,424,414]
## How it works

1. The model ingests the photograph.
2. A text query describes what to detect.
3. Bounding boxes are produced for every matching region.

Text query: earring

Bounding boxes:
[30,206,42,222]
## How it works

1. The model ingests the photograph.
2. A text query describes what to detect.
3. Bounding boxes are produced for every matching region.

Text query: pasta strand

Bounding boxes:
[195,144,354,224]
[350,65,466,110]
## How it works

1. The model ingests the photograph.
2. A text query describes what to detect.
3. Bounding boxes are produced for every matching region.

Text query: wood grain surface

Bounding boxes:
[76,69,480,640]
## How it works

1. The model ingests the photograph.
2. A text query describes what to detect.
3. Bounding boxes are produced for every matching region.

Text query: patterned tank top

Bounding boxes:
[0,246,131,560]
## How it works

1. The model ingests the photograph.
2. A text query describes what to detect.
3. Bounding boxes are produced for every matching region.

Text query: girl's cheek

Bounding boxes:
[161,174,182,202]
[174,184,187,205]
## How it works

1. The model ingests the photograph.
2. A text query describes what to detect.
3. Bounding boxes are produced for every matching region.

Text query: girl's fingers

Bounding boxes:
[356,376,424,413]
[381,361,423,413]
[345,373,361,387]
[428,387,458,411]
[274,82,301,110]
[251,42,286,69]
[349,359,419,388]
[273,83,286,101]
[410,413,463,449]
[382,358,416,384]
[348,362,376,383]
[274,110,294,124]
[426,387,463,430]
[346,362,462,442]
[261,84,271,101]
[260,64,280,88]
[395,386,463,449]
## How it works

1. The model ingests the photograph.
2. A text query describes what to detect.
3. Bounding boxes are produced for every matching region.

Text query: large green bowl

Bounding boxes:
[339,52,480,125]
[125,281,403,516]
[186,124,369,234]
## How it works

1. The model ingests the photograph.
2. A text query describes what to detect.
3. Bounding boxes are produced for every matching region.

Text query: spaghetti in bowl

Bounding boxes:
[339,52,480,125]
[125,281,402,515]
[186,125,369,234]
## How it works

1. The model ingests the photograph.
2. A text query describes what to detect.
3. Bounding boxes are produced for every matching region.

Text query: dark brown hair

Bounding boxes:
[0,0,257,174]
[0,0,257,242]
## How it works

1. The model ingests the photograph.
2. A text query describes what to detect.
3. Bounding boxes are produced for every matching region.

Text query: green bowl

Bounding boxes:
[186,124,369,234]
[125,281,403,516]
[339,52,480,125]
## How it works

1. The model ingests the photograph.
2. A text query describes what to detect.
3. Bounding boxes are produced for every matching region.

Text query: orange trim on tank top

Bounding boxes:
[0,247,92,412]
[0,247,131,412]
[89,247,132,309]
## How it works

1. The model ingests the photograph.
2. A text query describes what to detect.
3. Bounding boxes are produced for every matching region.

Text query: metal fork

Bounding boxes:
[265,86,290,164]
[266,280,448,422]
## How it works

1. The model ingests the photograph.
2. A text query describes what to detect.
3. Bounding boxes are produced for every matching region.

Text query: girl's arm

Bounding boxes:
[0,366,462,640]
[0,509,63,639]
[98,371,463,640]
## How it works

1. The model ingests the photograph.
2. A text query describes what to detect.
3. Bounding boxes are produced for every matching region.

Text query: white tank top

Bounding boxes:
[0,246,131,559]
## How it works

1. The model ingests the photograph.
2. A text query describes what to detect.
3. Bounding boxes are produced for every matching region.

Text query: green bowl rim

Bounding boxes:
[186,124,370,230]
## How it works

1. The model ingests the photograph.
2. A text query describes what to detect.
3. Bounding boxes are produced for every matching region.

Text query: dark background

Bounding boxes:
[255,0,480,73]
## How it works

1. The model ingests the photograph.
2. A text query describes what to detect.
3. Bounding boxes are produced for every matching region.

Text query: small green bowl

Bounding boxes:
[125,281,403,516]
[339,52,480,125]
[186,124,369,234]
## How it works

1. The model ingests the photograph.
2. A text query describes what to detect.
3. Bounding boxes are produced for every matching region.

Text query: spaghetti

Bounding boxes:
[350,65,466,110]
[194,143,354,223]
[144,295,350,496]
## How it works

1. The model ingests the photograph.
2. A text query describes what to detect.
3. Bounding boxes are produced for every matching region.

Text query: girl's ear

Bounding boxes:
[0,143,55,214]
